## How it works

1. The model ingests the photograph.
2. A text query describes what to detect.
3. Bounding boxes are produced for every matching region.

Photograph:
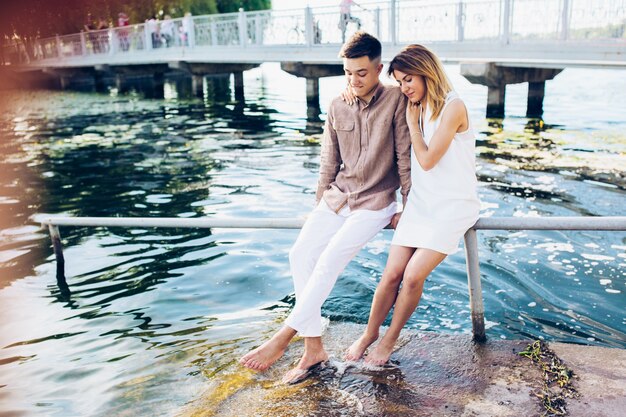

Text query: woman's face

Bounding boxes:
[393,69,426,104]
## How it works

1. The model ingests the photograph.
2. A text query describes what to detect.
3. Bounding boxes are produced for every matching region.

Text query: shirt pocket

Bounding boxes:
[333,120,356,163]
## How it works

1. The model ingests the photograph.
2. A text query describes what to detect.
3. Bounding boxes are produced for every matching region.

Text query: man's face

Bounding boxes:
[343,56,383,98]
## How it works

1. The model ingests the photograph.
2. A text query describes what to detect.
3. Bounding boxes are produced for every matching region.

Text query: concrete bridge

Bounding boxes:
[6,0,626,118]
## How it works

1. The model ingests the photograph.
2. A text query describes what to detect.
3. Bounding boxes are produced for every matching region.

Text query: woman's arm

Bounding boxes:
[407,99,467,171]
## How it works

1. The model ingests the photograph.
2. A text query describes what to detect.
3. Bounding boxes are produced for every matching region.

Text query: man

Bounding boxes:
[161,15,175,48]
[340,0,363,42]
[117,13,130,52]
[240,32,411,384]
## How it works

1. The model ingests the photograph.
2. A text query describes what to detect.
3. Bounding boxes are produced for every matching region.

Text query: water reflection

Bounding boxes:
[0,66,624,416]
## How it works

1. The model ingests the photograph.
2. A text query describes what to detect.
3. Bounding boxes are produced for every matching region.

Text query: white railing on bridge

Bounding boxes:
[3,0,625,65]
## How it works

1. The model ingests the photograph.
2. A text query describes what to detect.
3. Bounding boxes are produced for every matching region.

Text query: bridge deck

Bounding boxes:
[6,0,626,71]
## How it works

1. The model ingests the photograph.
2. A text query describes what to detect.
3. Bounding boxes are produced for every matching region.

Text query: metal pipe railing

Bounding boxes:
[31,214,626,341]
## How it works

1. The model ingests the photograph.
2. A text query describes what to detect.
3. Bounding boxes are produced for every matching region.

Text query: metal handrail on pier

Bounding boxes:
[32,214,626,341]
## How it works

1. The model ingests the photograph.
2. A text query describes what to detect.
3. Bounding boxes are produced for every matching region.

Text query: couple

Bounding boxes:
[241,32,480,383]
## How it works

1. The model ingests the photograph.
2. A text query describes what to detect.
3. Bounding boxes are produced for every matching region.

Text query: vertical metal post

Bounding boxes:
[238,8,247,47]
[390,0,397,45]
[305,6,313,46]
[109,28,117,55]
[256,14,264,45]
[501,0,511,44]
[375,7,381,40]
[56,35,63,58]
[48,224,67,287]
[560,0,571,40]
[188,16,196,48]
[210,19,217,46]
[80,31,87,56]
[463,228,486,341]
[457,1,465,42]
[144,24,152,51]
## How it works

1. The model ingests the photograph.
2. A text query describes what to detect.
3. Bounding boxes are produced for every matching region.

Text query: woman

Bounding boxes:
[345,44,481,365]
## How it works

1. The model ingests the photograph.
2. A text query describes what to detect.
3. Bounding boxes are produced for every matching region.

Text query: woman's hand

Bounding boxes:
[410,99,467,171]
[390,212,402,229]
[405,100,421,137]
[340,85,358,106]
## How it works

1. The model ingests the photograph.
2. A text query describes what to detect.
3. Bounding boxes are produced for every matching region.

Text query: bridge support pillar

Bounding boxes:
[94,65,110,93]
[167,62,258,102]
[527,81,546,118]
[306,77,320,108]
[233,71,244,101]
[94,72,107,93]
[59,76,71,90]
[192,75,204,96]
[281,62,344,121]
[486,84,506,119]
[115,74,126,93]
[461,63,562,119]
[152,72,165,99]
[45,68,99,91]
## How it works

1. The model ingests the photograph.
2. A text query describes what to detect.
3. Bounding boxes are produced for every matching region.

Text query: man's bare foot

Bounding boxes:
[345,331,379,361]
[365,338,396,366]
[240,328,296,371]
[282,349,329,384]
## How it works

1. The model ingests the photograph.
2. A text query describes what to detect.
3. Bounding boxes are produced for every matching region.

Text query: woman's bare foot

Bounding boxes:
[365,338,396,366]
[345,331,379,361]
[240,327,296,371]
[282,348,329,384]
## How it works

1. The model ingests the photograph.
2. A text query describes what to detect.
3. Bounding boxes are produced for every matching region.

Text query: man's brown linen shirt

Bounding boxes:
[316,83,411,213]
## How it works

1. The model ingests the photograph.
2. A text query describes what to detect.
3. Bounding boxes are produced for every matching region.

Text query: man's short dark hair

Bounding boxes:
[339,31,381,61]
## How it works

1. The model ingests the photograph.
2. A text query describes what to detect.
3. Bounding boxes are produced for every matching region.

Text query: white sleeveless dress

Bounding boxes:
[392,91,480,254]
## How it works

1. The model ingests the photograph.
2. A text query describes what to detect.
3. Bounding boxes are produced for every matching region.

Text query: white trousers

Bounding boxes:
[284,199,397,337]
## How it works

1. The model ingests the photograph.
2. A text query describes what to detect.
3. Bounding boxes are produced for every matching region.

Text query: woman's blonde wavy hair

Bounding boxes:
[387,44,453,121]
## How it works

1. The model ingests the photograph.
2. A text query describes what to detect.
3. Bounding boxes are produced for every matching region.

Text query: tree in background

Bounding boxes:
[0,0,271,64]
[216,0,272,14]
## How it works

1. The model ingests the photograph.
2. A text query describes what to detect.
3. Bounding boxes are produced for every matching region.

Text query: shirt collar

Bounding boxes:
[357,82,385,108]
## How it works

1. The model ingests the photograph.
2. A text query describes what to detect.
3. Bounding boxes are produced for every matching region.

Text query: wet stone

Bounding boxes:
[179,322,626,416]
[182,323,547,416]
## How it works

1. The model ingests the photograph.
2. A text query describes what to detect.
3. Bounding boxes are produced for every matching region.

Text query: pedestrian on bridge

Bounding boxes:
[339,0,364,42]
[117,13,130,52]
[180,12,193,47]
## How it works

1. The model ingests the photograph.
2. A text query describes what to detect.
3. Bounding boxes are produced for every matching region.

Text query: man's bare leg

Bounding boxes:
[366,248,446,365]
[282,336,329,383]
[345,245,415,361]
[240,326,297,371]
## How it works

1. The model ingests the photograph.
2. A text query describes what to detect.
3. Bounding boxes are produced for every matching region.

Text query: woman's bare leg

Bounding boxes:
[345,245,415,360]
[366,248,446,365]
